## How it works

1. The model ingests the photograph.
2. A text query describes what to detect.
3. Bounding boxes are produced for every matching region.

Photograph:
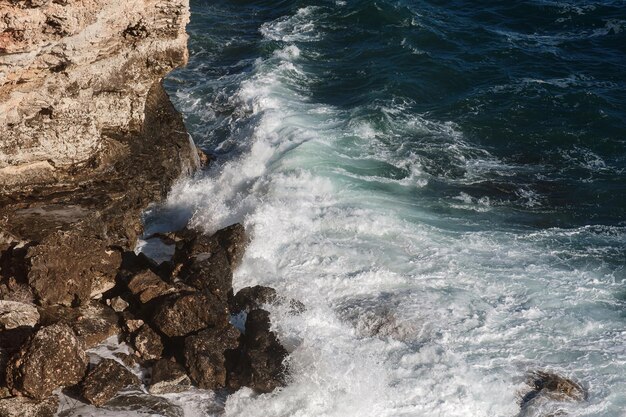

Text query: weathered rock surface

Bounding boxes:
[213,224,247,269]
[133,325,163,361]
[228,309,288,393]
[0,301,39,330]
[6,323,87,399]
[184,325,240,390]
[0,395,58,417]
[152,292,228,338]
[0,0,191,193]
[149,358,191,394]
[81,359,140,407]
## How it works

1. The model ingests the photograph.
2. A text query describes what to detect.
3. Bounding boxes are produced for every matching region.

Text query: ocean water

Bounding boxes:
[86,1,626,416]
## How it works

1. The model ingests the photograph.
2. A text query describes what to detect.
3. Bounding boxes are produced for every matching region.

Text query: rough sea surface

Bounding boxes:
[83,1,626,416]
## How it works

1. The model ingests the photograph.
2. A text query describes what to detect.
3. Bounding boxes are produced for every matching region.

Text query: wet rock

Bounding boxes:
[172,229,235,300]
[149,358,191,394]
[127,269,175,304]
[184,324,240,390]
[152,292,228,338]
[133,325,163,361]
[229,285,277,314]
[6,323,88,399]
[104,391,183,417]
[213,224,247,269]
[81,359,140,407]
[0,395,58,417]
[229,309,288,393]
[0,301,39,330]
[108,296,129,312]
[520,371,586,416]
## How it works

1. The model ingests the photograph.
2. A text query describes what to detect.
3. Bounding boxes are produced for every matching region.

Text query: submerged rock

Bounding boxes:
[519,371,586,416]
[149,359,191,394]
[0,395,58,417]
[6,323,87,400]
[184,324,240,390]
[104,391,183,417]
[81,359,140,407]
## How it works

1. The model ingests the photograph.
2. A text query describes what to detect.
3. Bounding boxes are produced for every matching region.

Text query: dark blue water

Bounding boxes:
[162,1,626,415]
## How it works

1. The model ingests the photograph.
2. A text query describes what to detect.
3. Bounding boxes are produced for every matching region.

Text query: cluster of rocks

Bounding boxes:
[0,224,290,415]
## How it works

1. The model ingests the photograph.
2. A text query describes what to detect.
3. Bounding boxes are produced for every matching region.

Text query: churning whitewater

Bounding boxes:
[141,1,626,416]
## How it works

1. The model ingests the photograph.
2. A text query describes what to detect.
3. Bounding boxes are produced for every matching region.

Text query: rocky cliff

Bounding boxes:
[0,0,191,191]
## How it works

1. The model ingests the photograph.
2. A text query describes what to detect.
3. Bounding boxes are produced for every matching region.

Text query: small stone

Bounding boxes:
[6,323,88,400]
[121,312,144,334]
[133,325,163,361]
[152,292,228,338]
[0,301,39,330]
[0,395,58,417]
[184,324,240,390]
[109,296,129,312]
[81,359,140,407]
[149,359,191,394]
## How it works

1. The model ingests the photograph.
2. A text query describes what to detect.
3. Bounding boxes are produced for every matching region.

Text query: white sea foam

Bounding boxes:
[127,5,626,417]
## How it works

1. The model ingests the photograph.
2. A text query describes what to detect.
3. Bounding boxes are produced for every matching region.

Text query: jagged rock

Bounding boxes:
[152,292,228,338]
[27,231,121,306]
[213,224,247,269]
[109,296,129,312]
[6,323,88,399]
[81,359,140,407]
[149,359,191,394]
[229,309,288,393]
[229,286,277,314]
[127,269,175,304]
[184,324,240,390]
[0,395,58,417]
[133,325,163,361]
[39,302,119,349]
[120,312,145,334]
[0,301,39,330]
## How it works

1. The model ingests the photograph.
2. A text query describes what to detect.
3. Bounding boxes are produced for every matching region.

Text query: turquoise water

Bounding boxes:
[160,1,626,416]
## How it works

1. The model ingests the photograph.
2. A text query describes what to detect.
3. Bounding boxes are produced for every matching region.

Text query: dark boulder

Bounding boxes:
[0,395,58,417]
[228,309,288,393]
[149,358,191,394]
[229,285,277,314]
[184,324,240,390]
[152,292,228,338]
[133,325,163,361]
[213,223,247,269]
[6,323,88,399]
[81,359,140,407]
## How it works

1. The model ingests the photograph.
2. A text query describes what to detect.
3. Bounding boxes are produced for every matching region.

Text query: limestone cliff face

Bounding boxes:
[0,0,197,307]
[0,0,190,191]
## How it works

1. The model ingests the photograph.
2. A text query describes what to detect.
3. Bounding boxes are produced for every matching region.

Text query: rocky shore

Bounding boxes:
[0,0,289,414]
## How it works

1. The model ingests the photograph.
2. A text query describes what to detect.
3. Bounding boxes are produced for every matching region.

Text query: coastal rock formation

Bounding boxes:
[6,323,87,399]
[519,371,586,416]
[148,358,191,394]
[0,395,58,417]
